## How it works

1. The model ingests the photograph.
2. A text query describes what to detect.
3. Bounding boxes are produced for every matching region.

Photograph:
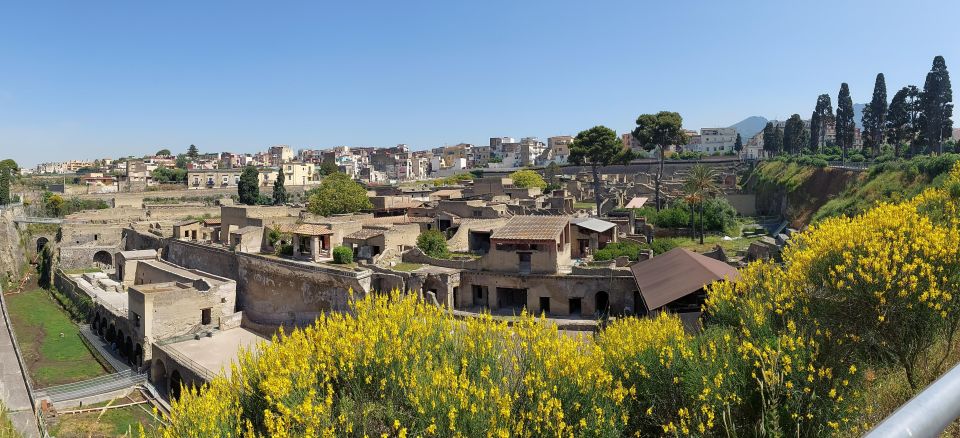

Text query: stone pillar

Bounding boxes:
[293,234,300,257]
[311,236,320,261]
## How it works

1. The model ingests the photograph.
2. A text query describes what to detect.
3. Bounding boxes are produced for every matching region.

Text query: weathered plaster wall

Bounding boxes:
[459,271,638,317]
[237,253,371,324]
[163,240,238,280]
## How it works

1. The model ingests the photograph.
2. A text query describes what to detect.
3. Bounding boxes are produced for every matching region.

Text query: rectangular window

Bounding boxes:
[201,308,212,325]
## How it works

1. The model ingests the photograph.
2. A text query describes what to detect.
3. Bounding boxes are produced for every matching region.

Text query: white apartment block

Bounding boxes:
[685,128,737,154]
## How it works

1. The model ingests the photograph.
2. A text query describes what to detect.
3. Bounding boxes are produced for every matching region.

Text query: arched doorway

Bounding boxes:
[36,237,49,254]
[169,370,184,401]
[92,313,99,330]
[123,336,133,363]
[107,324,116,344]
[134,344,144,368]
[116,330,126,357]
[99,317,107,337]
[150,359,168,393]
[595,291,610,316]
[93,251,113,267]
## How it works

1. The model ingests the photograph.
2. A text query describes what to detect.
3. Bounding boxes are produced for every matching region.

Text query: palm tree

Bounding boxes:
[682,164,719,244]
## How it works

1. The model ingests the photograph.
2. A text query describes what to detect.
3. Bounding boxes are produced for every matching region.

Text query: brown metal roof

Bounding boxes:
[630,248,739,311]
[293,223,334,236]
[490,215,569,241]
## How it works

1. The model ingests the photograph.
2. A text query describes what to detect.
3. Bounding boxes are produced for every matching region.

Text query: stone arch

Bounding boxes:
[595,291,610,316]
[150,359,168,390]
[117,329,126,357]
[106,324,116,343]
[134,344,144,368]
[36,237,49,254]
[99,317,107,337]
[169,370,184,401]
[92,313,100,330]
[93,250,113,267]
[123,336,133,363]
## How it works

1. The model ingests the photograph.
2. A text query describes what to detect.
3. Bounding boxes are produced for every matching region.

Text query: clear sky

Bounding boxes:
[1,0,958,167]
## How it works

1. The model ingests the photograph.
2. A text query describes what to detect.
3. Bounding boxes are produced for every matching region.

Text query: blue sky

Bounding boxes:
[1,0,958,167]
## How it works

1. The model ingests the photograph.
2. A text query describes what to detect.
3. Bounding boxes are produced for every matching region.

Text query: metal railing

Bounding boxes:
[866,361,960,437]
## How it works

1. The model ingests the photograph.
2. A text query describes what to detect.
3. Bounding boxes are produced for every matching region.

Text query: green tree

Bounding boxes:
[810,94,834,150]
[682,164,719,244]
[45,193,65,217]
[175,154,189,169]
[543,161,561,192]
[886,85,922,157]
[37,242,53,289]
[862,73,888,157]
[416,230,449,259]
[569,126,633,214]
[836,83,855,161]
[762,122,783,155]
[920,55,954,154]
[508,169,547,189]
[0,159,19,173]
[733,133,743,154]
[319,161,339,176]
[273,167,288,205]
[156,148,172,156]
[782,114,805,155]
[187,144,200,159]
[306,172,372,216]
[238,166,260,205]
[0,166,9,205]
[632,112,686,211]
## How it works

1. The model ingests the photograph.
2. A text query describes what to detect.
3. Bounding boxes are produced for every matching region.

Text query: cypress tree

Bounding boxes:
[862,73,888,157]
[810,94,834,150]
[273,167,288,205]
[886,86,922,157]
[783,114,805,155]
[0,166,9,205]
[836,83,855,160]
[920,56,954,154]
[238,165,260,205]
[762,122,783,155]
[734,133,743,154]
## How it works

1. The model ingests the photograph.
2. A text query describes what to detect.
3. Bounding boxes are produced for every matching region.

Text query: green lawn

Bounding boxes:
[667,234,763,254]
[50,397,161,438]
[6,289,108,388]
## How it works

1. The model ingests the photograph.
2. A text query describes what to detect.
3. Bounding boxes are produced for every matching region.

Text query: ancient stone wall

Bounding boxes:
[236,253,371,325]
[459,271,637,317]
[163,239,238,280]
[0,205,26,284]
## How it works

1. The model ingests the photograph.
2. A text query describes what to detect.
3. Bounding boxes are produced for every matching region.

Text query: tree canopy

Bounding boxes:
[156,148,172,156]
[632,112,686,210]
[862,73,888,156]
[0,166,10,205]
[508,169,547,189]
[570,125,632,213]
[920,55,953,153]
[306,172,372,216]
[835,83,856,158]
[187,144,200,159]
[810,94,834,150]
[238,166,260,205]
[273,167,288,205]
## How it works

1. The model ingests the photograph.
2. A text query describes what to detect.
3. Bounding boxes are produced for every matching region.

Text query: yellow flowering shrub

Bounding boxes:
[160,292,625,438]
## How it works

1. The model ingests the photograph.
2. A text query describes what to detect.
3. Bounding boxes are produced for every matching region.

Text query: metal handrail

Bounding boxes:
[865,361,960,437]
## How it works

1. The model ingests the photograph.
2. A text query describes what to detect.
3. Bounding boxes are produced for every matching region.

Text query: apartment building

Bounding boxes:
[547,136,574,164]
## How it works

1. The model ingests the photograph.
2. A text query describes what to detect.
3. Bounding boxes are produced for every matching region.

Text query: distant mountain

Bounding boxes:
[728,116,769,139]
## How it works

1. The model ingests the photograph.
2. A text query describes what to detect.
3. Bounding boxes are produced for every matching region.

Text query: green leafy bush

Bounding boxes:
[593,241,643,261]
[416,230,449,259]
[332,246,353,264]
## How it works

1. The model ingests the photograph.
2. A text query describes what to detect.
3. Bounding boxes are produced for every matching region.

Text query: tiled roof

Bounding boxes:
[490,215,569,241]
[293,223,334,236]
[344,228,385,240]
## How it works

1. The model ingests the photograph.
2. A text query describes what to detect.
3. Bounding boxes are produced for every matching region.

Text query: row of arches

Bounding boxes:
[150,359,190,401]
[92,312,142,368]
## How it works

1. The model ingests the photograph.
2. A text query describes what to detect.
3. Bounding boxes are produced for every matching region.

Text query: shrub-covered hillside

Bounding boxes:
[747,154,960,226]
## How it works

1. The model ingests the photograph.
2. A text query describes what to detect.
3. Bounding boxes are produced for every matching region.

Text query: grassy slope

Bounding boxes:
[6,289,107,387]
[749,160,945,227]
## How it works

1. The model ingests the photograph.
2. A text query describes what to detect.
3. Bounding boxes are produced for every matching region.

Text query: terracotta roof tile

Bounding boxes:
[490,215,569,241]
